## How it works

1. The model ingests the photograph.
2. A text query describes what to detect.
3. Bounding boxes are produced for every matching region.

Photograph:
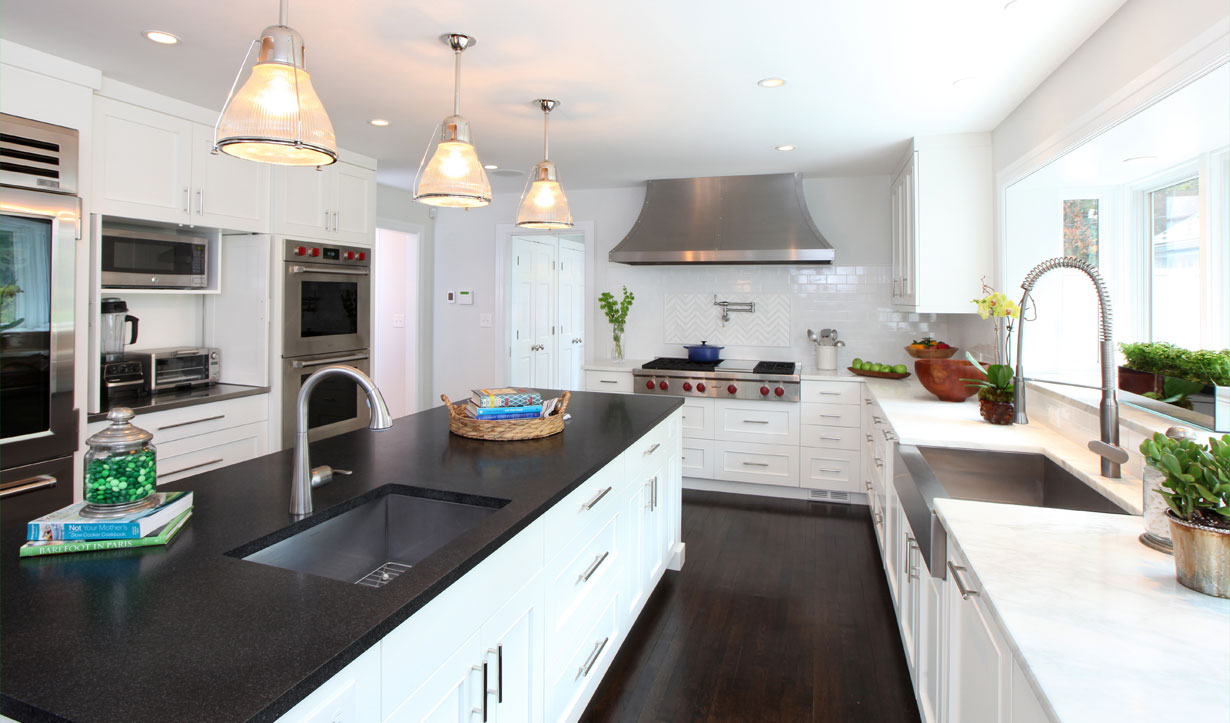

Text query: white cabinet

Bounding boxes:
[274,643,381,723]
[890,134,993,314]
[556,239,585,391]
[713,440,800,487]
[478,578,543,723]
[944,549,1010,723]
[583,369,632,393]
[93,97,269,232]
[714,399,799,444]
[385,630,482,723]
[510,237,557,388]
[272,162,375,244]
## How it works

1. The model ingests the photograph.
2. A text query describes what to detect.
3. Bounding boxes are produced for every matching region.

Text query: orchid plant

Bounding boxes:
[972,278,1022,366]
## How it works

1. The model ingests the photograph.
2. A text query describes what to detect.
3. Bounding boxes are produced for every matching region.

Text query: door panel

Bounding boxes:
[556,241,584,391]
[531,242,555,387]
[191,124,268,232]
[94,99,192,223]
[509,238,537,387]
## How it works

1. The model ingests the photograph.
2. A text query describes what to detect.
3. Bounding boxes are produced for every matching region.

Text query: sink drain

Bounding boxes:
[355,561,412,589]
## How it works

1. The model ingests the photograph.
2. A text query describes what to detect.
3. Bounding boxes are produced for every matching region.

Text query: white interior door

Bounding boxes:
[556,238,585,391]
[373,228,418,417]
[530,240,556,388]
[509,237,539,386]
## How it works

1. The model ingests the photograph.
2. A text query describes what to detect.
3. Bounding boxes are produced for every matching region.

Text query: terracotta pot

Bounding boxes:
[979,399,1014,425]
[915,359,985,402]
[1167,511,1230,599]
[1118,366,1163,395]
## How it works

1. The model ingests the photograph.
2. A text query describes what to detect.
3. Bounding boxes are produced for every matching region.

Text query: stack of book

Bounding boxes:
[467,387,544,420]
[20,490,194,557]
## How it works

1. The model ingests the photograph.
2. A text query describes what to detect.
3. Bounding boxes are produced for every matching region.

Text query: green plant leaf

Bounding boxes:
[1160,453,1182,477]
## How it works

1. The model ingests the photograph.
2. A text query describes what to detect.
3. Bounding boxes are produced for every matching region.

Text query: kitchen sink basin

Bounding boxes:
[239,487,506,587]
[915,446,1129,515]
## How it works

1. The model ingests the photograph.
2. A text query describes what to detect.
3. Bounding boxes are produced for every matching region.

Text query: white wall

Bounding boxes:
[431,176,949,400]
[375,183,436,411]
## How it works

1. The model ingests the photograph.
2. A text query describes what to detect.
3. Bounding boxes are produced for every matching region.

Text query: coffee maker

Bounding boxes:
[99,298,144,401]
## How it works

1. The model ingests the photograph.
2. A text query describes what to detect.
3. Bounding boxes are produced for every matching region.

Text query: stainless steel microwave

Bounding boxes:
[100,229,209,289]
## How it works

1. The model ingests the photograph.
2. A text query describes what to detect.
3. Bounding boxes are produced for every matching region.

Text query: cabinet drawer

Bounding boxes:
[624,416,676,481]
[800,424,860,451]
[680,438,714,479]
[801,380,862,405]
[548,596,619,723]
[584,371,632,393]
[546,516,620,661]
[145,395,269,444]
[544,456,623,553]
[714,401,799,444]
[713,441,800,487]
[680,398,714,439]
[155,421,267,483]
[800,448,861,492]
[801,402,860,428]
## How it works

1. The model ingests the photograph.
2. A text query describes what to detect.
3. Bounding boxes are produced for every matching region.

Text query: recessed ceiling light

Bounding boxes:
[758,78,786,88]
[1123,155,1159,164]
[484,164,499,170]
[775,145,796,151]
[368,119,390,127]
[143,30,180,45]
[952,76,978,88]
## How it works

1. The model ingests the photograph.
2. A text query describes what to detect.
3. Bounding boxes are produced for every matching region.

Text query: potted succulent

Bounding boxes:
[1139,432,1230,598]
[962,354,1015,425]
[598,286,634,361]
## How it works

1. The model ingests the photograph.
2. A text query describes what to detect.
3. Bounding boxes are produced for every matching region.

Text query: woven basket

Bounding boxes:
[441,391,570,441]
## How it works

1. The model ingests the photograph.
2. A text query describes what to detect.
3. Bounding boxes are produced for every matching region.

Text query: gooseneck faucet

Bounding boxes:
[291,365,393,517]
[1012,257,1127,479]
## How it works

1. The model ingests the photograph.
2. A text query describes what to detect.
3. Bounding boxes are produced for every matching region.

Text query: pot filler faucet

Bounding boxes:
[291,365,393,517]
[1012,257,1129,479]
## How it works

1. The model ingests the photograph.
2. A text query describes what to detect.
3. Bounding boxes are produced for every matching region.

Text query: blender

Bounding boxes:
[99,298,143,402]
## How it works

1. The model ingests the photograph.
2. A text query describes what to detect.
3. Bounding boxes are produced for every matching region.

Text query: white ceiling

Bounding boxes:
[0,0,1127,191]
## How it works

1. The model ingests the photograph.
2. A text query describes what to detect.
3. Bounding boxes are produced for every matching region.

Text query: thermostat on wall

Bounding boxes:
[446,291,455,303]
[458,290,473,305]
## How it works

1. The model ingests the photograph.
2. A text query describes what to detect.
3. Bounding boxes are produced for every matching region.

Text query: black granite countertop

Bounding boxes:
[2,391,682,723]
[87,383,270,423]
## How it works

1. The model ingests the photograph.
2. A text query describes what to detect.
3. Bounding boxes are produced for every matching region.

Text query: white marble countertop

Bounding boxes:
[799,368,862,381]
[935,498,1230,722]
[581,359,650,372]
[865,378,1144,514]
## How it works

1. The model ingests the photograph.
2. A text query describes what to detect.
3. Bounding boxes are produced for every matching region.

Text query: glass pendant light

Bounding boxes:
[414,34,491,207]
[214,0,337,166]
[516,99,573,229]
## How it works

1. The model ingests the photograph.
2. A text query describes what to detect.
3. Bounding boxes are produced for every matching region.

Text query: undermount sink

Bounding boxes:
[915,446,1129,515]
[239,486,506,588]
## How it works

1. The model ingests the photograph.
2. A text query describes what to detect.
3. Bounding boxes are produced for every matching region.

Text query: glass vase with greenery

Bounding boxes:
[598,286,634,361]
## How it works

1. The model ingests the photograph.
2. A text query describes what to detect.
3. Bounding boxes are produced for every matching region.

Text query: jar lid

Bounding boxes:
[100,297,129,314]
[86,407,153,447]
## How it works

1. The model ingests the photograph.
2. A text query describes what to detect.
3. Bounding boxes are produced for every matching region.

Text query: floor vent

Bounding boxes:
[808,489,852,503]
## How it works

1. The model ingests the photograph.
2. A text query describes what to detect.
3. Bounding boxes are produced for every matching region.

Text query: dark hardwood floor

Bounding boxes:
[580,489,921,723]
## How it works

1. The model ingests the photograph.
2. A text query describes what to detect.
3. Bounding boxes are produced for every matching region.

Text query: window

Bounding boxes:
[1148,178,1201,347]
[1062,199,1099,266]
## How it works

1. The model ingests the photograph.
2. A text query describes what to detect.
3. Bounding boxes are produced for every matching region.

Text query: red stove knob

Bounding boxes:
[727,384,737,395]
[760,386,770,396]
[682,382,692,392]
[358,252,366,261]
[345,251,356,260]
[294,245,306,256]
[309,247,320,257]
[658,381,668,391]
[775,387,785,397]
[696,382,706,393]
[646,380,655,390]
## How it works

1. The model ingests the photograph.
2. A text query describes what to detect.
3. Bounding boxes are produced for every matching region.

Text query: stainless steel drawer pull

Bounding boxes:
[577,637,610,680]
[819,414,841,418]
[818,467,842,474]
[645,442,661,455]
[288,265,370,277]
[874,457,884,468]
[741,461,770,467]
[947,562,979,599]
[874,511,883,526]
[866,434,873,443]
[0,474,57,498]
[292,353,370,368]
[820,436,842,441]
[819,391,841,396]
[581,486,613,510]
[865,399,873,405]
[873,416,884,424]
[743,419,769,424]
[159,458,223,479]
[157,414,225,431]
[578,550,610,583]
[599,379,618,384]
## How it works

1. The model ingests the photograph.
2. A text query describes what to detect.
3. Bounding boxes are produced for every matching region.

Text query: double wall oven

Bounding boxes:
[0,114,81,522]
[280,239,372,448]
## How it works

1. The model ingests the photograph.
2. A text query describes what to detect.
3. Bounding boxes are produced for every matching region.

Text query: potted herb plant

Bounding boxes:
[962,354,1015,425]
[1139,432,1230,598]
[598,286,634,361]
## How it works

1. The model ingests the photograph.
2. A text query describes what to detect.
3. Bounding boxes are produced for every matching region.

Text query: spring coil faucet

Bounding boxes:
[1012,256,1126,478]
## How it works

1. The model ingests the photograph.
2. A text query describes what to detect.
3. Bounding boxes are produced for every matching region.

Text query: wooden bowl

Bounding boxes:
[914,359,985,402]
[848,367,910,380]
[905,346,958,359]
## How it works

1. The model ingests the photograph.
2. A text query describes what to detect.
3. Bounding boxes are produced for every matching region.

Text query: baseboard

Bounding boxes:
[667,541,685,571]
[683,477,869,506]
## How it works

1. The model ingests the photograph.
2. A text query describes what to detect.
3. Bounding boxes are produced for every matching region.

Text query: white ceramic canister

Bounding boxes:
[816,345,838,371]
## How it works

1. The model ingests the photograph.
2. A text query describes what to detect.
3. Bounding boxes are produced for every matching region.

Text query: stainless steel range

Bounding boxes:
[634,358,800,402]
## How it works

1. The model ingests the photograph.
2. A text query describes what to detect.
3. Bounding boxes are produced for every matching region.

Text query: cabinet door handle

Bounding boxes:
[651,475,658,510]
[874,511,883,526]
[947,562,979,599]
[741,461,769,467]
[333,211,339,231]
[743,419,769,424]
[324,210,330,231]
[820,436,842,441]
[819,391,841,396]
[471,661,489,722]
[866,434,873,443]
[183,187,190,213]
[157,414,225,431]
[818,467,842,474]
[819,414,841,419]
[644,442,660,455]
[578,550,610,584]
[581,486,612,510]
[874,457,884,468]
[0,474,57,498]
[599,380,618,384]
[865,399,873,405]
[873,416,884,424]
[577,637,609,680]
[881,429,897,441]
[159,458,223,479]
[496,645,503,703]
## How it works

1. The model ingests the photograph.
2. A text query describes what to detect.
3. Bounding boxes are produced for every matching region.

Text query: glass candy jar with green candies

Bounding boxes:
[83,407,157,513]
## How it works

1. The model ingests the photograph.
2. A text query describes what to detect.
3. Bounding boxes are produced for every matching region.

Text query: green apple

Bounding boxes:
[892,364,908,374]
[852,357,864,369]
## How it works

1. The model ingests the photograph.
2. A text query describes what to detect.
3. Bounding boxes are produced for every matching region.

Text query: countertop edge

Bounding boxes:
[86,384,270,423]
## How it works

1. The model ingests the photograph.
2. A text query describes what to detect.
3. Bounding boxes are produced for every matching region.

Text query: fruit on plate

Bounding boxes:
[850,359,909,376]
[908,337,952,350]
[905,338,958,359]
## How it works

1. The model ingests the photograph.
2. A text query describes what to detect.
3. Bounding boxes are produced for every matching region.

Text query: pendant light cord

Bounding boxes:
[279,0,289,26]
[543,107,550,160]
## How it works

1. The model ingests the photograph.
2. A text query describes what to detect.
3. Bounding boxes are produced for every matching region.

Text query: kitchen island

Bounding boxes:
[1,391,683,723]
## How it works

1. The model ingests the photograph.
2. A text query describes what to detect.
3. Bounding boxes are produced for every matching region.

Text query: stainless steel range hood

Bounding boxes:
[609,172,834,265]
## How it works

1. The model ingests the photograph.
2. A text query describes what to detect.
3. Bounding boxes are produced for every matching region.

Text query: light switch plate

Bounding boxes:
[479,313,492,328]
[392,313,406,328]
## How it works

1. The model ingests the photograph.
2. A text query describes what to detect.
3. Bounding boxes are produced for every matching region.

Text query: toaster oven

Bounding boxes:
[133,348,220,392]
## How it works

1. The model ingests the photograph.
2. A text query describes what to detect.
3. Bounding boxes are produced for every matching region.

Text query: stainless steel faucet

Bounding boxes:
[1012,257,1128,478]
[290,365,393,517]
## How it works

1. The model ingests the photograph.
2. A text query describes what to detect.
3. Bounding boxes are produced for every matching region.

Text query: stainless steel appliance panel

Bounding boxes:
[100,228,209,289]
[281,351,372,448]
[0,184,79,469]
[0,113,79,194]
[282,241,371,358]
[1,454,74,524]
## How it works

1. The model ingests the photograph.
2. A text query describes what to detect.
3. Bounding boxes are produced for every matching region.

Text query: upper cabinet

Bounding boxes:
[93,97,269,233]
[890,133,993,314]
[272,162,376,245]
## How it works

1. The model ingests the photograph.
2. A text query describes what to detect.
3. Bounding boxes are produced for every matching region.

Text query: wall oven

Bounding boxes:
[1,114,80,521]
[100,227,209,289]
[281,350,372,448]
[282,239,370,357]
